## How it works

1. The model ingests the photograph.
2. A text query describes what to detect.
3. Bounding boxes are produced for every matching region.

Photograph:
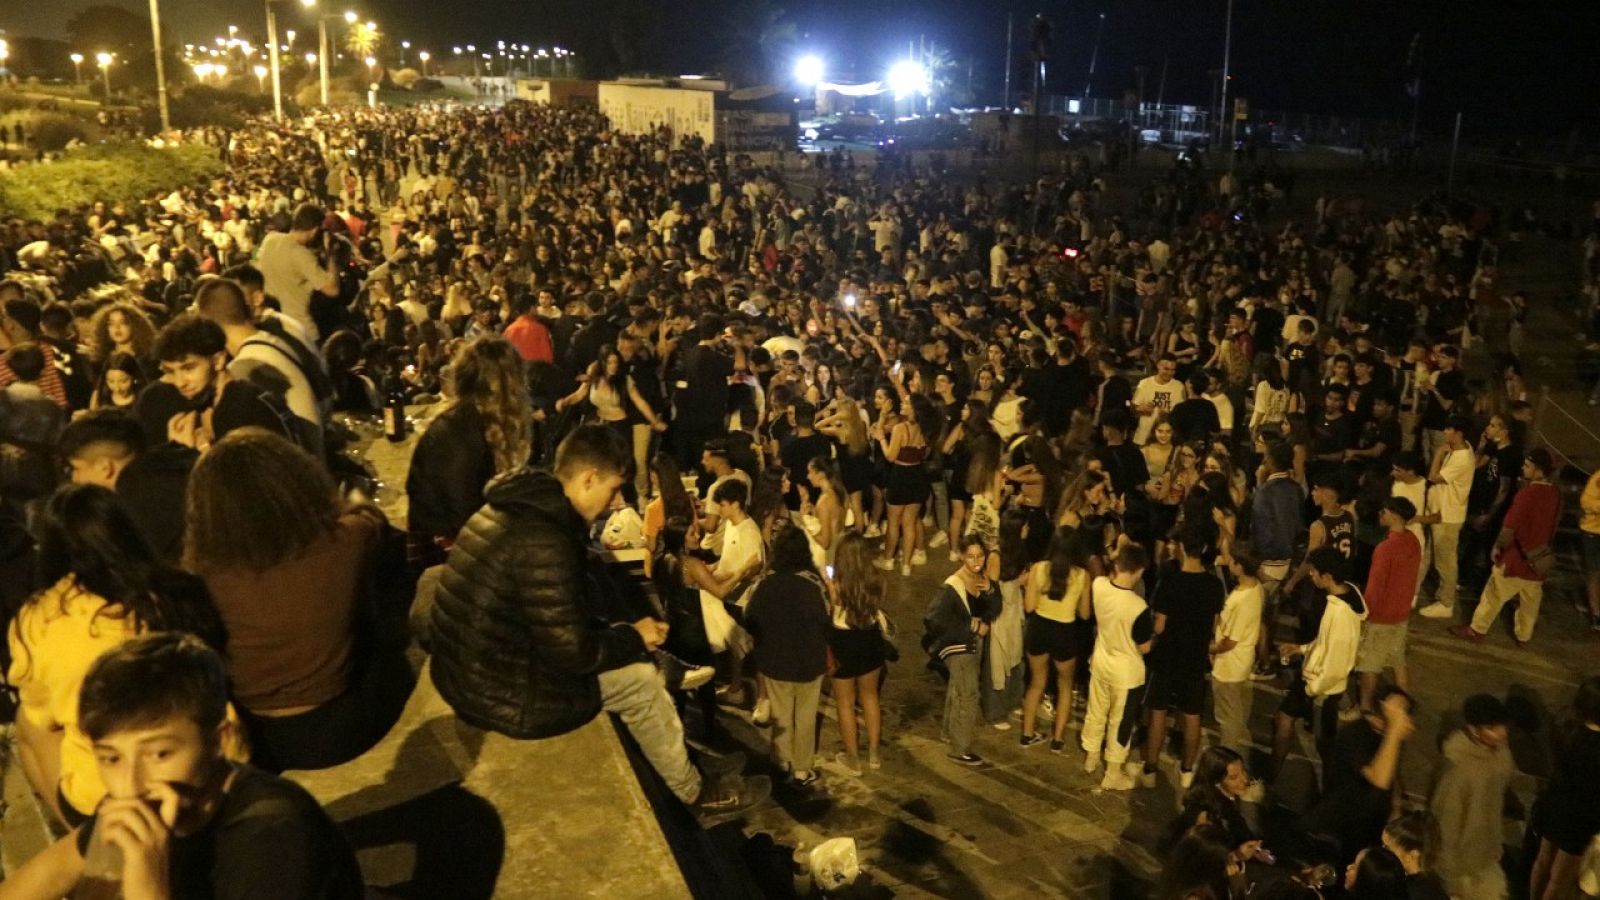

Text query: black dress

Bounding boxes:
[828,611,886,679]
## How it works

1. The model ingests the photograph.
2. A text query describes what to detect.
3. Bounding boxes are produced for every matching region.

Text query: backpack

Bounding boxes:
[250,320,335,405]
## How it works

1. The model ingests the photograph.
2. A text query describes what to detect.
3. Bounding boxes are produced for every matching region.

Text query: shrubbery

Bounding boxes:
[0,110,100,151]
[0,142,223,221]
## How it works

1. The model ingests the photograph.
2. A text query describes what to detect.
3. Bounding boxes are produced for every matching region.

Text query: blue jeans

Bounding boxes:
[600,662,701,804]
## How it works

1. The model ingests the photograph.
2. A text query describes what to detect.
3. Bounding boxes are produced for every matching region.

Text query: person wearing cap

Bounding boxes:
[1452,448,1561,645]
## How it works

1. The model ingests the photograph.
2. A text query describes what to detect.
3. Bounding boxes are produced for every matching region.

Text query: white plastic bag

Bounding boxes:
[807,837,860,891]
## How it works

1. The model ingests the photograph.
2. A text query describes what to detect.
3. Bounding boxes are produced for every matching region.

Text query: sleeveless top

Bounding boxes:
[1320,510,1355,559]
[1031,563,1086,624]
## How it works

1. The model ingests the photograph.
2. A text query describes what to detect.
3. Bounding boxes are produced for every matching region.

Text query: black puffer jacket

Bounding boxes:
[429,468,645,739]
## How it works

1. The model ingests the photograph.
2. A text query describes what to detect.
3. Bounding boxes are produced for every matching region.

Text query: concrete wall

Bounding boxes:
[515,79,599,107]
[597,83,716,147]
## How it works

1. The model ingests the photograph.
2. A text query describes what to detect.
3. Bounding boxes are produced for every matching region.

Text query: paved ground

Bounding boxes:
[4,161,1597,897]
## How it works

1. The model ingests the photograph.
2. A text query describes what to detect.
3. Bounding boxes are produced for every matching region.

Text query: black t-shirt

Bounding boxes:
[1408,873,1452,900]
[1421,369,1466,429]
[1169,397,1221,445]
[1096,442,1150,497]
[678,343,733,428]
[780,431,834,508]
[1150,570,1226,676]
[1469,442,1522,515]
[1355,414,1401,465]
[1026,358,1092,436]
[1304,721,1390,857]
[1311,412,1355,458]
[76,766,364,900]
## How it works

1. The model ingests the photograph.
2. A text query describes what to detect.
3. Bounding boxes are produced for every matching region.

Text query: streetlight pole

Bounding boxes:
[1220,0,1233,168]
[147,0,172,131]
[71,53,84,86]
[417,50,429,76]
[265,0,284,119]
[97,53,114,104]
[1083,12,1105,99]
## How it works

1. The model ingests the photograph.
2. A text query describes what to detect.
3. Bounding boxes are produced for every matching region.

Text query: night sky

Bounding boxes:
[4,0,1596,137]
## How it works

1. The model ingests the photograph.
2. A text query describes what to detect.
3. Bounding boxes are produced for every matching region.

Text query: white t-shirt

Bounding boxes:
[1212,584,1262,683]
[231,331,322,428]
[716,516,763,583]
[1132,376,1181,445]
[1205,392,1235,433]
[256,232,329,339]
[1089,576,1151,689]
[1430,448,1474,525]
[1391,478,1429,553]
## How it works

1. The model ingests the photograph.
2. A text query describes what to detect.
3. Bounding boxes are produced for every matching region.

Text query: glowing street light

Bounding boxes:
[254,63,268,91]
[96,52,115,103]
[343,10,357,24]
[0,39,9,73]
[794,54,824,86]
[887,60,929,99]
[70,52,85,84]
[305,51,317,64]
[417,49,430,75]
[286,29,296,44]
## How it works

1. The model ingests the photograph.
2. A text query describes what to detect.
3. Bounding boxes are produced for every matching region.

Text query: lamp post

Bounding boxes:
[70,53,85,85]
[0,39,9,76]
[96,52,114,104]
[417,50,429,76]
[399,40,409,67]
[254,64,268,91]
[265,0,284,120]
[144,0,172,131]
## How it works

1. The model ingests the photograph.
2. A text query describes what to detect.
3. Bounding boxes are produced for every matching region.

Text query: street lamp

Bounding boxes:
[70,53,85,84]
[344,10,357,24]
[263,0,287,121]
[96,52,114,104]
[794,54,823,87]
[0,39,9,75]
[399,39,409,66]
[417,49,429,76]
[254,63,268,91]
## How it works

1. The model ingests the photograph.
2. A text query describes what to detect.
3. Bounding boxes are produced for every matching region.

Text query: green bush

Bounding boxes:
[0,109,102,151]
[0,142,224,221]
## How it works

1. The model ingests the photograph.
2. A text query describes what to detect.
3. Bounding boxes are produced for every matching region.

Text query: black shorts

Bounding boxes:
[885,463,929,505]
[1024,614,1080,662]
[1143,667,1207,716]
[1276,675,1342,734]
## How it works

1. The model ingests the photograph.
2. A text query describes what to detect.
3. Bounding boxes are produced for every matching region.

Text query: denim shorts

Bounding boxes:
[1583,532,1600,576]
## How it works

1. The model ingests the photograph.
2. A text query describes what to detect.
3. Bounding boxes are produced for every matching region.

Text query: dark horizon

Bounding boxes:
[4,0,1597,140]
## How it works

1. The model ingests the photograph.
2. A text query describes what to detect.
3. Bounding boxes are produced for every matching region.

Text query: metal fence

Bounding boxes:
[1032,95,1404,150]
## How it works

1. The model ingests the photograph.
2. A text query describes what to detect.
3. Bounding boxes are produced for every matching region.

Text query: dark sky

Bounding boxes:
[5,0,1596,137]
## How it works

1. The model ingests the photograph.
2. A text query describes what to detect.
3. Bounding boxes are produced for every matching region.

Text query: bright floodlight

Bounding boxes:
[71,53,84,64]
[887,60,928,98]
[96,52,114,67]
[343,11,358,23]
[794,55,823,86]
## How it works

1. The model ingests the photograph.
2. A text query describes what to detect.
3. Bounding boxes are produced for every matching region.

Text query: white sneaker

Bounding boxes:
[1083,750,1101,773]
[752,698,772,726]
[1178,768,1195,789]
[680,664,716,691]
[922,515,936,528]
[1099,768,1136,791]
[948,551,962,562]
[1418,601,1455,619]
[1137,766,1159,789]
[992,720,1012,731]
[864,523,882,538]
[873,557,895,572]
[911,549,928,566]
[900,563,912,577]
[928,531,949,548]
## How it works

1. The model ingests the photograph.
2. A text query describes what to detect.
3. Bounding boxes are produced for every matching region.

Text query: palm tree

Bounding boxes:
[715,0,796,86]
[345,21,382,58]
[923,41,958,110]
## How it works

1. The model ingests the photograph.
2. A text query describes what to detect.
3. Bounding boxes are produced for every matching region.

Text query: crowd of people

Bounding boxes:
[0,96,1598,898]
